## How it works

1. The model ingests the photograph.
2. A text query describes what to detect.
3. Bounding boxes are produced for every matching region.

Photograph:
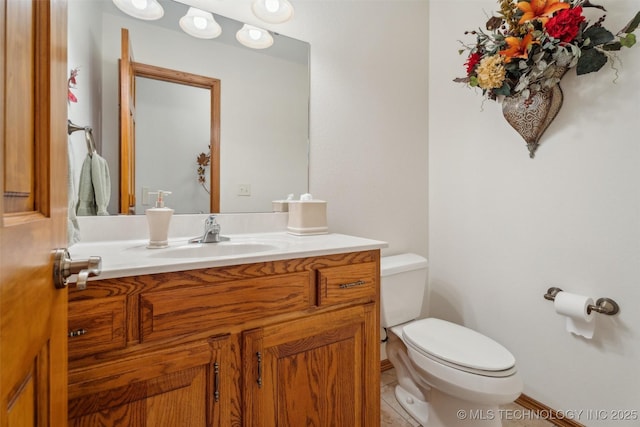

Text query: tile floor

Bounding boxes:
[381,368,555,427]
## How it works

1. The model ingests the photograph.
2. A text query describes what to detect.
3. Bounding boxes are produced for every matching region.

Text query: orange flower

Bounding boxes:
[499,32,539,63]
[517,0,570,25]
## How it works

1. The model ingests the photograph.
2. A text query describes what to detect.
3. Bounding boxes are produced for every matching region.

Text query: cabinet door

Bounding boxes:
[68,335,231,427]
[243,304,379,427]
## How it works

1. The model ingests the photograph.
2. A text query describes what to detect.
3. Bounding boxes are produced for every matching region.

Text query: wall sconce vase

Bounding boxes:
[502,67,568,158]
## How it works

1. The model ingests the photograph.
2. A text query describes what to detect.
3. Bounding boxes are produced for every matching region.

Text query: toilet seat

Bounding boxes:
[400,318,517,378]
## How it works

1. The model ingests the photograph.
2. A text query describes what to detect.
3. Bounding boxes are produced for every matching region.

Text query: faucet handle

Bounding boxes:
[205,215,220,232]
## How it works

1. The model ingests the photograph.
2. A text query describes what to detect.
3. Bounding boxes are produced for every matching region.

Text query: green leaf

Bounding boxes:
[602,41,622,51]
[583,26,614,46]
[620,33,637,48]
[470,76,479,87]
[493,82,511,96]
[576,48,608,75]
[620,11,640,34]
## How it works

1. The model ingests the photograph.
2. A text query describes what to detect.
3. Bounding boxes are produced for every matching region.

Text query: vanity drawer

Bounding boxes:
[139,271,313,343]
[68,296,127,360]
[317,262,377,306]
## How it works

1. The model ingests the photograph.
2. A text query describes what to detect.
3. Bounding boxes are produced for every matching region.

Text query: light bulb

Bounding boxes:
[236,24,273,49]
[251,0,293,24]
[131,0,147,10]
[265,0,280,13]
[249,28,262,40]
[193,16,207,30]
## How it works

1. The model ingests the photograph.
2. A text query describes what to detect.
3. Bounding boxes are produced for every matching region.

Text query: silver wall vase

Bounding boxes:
[502,67,567,158]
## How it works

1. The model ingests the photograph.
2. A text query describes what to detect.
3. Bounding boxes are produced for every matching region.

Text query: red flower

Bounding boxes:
[465,52,482,75]
[545,6,585,43]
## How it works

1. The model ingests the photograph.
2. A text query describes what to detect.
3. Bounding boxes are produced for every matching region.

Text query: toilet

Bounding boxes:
[381,254,523,427]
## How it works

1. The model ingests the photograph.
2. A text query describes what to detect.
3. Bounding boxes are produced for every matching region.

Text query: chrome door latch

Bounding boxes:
[53,248,102,290]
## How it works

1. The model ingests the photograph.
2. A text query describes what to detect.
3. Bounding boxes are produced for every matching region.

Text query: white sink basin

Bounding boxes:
[148,241,283,259]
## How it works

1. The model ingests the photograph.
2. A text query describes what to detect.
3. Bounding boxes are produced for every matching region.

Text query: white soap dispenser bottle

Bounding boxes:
[146,190,174,248]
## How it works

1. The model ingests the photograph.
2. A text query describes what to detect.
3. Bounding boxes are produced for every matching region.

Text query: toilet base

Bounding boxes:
[395,384,504,427]
[395,385,429,426]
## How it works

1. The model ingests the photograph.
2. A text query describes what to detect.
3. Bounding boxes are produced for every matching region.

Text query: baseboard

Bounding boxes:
[380,358,393,372]
[380,359,585,427]
[515,394,585,427]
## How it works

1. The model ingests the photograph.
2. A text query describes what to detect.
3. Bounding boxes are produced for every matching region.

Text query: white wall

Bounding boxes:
[429,0,640,423]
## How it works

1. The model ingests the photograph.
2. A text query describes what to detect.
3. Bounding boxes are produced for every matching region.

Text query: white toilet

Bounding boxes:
[381,254,523,427]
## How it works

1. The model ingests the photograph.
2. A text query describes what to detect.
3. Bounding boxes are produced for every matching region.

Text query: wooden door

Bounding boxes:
[119,28,136,214]
[243,304,380,427]
[0,0,68,425]
[68,335,231,427]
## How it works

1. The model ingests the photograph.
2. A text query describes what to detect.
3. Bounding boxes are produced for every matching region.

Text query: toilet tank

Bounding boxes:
[380,253,428,328]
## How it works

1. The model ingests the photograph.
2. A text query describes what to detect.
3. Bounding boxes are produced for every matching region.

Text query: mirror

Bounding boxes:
[67,0,310,214]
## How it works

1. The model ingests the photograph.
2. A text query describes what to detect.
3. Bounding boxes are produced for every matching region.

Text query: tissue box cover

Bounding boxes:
[287,200,328,235]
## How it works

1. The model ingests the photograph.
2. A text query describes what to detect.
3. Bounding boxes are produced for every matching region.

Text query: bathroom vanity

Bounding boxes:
[67,232,385,426]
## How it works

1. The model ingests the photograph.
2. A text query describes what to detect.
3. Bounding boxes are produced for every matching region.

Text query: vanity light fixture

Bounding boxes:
[251,0,294,24]
[236,24,274,49]
[112,0,164,20]
[179,7,222,39]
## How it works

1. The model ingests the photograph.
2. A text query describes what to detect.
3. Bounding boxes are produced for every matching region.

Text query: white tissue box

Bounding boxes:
[287,200,328,235]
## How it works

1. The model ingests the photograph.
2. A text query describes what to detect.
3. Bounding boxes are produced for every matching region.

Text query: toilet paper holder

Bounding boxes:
[544,287,620,315]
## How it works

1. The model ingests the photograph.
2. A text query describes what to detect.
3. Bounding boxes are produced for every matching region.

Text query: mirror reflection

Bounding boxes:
[67,0,310,215]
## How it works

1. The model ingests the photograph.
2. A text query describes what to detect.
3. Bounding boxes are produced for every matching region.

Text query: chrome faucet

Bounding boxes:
[189,215,230,243]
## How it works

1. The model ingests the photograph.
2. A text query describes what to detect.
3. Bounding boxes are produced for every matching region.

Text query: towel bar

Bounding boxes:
[544,287,619,315]
[68,119,97,156]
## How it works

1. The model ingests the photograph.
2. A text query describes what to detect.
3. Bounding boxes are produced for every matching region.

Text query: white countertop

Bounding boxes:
[69,232,388,281]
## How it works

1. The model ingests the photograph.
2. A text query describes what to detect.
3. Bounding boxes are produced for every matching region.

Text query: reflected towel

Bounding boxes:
[76,155,95,216]
[91,153,111,215]
[67,140,81,244]
[76,153,111,216]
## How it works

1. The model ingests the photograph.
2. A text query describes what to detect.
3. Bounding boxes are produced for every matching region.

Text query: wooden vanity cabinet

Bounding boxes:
[67,250,380,427]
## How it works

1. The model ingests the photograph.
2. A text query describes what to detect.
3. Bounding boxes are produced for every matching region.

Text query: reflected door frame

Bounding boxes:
[119,29,221,214]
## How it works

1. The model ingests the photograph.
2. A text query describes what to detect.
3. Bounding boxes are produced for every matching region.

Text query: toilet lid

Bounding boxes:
[402,318,516,376]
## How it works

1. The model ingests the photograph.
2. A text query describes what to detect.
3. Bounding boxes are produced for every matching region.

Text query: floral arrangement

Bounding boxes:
[196,147,211,194]
[68,67,79,103]
[455,0,640,101]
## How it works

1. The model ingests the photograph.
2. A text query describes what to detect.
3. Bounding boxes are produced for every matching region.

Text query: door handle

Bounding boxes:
[53,248,102,290]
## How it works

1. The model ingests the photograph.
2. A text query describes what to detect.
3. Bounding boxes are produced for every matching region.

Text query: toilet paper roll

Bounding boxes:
[554,292,595,339]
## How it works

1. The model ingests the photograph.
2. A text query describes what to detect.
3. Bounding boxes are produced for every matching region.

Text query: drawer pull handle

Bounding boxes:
[339,280,366,289]
[213,362,220,402]
[68,328,88,337]
[256,351,262,389]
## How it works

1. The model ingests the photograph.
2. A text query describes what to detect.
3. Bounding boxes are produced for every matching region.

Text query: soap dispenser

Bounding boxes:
[146,191,174,248]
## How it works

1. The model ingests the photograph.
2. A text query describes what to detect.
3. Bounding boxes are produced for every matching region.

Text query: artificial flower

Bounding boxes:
[517,0,571,25]
[68,68,79,103]
[465,52,482,75]
[475,55,507,89]
[499,32,539,62]
[545,6,585,42]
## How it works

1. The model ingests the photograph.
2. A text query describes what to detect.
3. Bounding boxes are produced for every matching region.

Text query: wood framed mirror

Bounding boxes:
[119,28,220,214]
